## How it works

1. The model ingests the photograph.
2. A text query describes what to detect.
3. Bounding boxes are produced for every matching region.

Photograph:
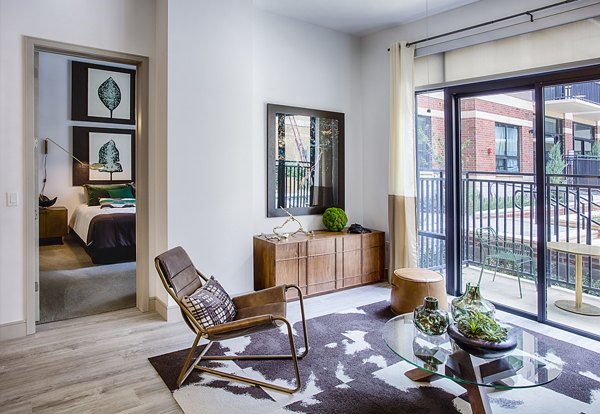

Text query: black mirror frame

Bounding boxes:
[267,104,345,218]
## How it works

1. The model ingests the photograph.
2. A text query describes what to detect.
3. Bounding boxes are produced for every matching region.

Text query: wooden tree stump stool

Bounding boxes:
[390,268,448,315]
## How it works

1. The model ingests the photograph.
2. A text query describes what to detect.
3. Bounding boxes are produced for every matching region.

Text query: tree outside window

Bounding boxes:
[416,115,432,170]
[496,123,520,172]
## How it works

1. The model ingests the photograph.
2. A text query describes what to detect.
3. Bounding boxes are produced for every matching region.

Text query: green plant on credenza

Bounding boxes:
[322,207,347,231]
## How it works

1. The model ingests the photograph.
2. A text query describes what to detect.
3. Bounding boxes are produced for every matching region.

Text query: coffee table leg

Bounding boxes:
[462,383,493,414]
[404,367,440,382]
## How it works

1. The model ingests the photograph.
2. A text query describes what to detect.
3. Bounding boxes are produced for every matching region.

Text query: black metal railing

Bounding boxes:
[566,155,600,186]
[544,82,600,105]
[462,171,537,283]
[546,174,600,294]
[417,169,600,295]
[275,160,312,208]
[416,170,446,271]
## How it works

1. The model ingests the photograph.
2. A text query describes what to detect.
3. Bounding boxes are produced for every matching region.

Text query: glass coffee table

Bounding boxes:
[383,314,563,414]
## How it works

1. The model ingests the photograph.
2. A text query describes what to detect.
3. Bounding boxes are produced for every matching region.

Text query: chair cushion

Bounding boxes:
[182,277,237,329]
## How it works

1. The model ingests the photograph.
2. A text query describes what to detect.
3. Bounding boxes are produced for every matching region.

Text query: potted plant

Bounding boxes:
[447,310,516,358]
[322,207,348,231]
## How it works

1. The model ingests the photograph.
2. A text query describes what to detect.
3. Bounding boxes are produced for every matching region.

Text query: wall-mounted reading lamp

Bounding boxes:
[39,137,105,207]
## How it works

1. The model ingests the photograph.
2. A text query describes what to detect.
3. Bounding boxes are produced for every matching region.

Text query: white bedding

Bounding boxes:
[71,204,136,244]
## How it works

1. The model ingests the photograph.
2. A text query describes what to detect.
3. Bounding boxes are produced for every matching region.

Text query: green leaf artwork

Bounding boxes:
[97,77,122,118]
[98,139,123,180]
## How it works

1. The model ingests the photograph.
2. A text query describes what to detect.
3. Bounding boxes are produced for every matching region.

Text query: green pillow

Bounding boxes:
[84,183,130,206]
[107,186,134,199]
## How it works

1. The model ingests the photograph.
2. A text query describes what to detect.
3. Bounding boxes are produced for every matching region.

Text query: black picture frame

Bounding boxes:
[267,104,345,217]
[73,126,136,186]
[71,61,136,124]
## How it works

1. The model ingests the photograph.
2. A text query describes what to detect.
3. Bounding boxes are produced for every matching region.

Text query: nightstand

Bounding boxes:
[40,206,68,244]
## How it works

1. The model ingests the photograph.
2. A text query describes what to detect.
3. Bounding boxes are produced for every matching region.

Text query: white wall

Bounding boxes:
[166,0,255,295]
[0,0,156,328]
[37,52,136,224]
[165,2,364,296]
[252,9,363,235]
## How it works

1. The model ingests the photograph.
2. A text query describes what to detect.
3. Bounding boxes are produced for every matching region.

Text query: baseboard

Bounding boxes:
[149,296,182,322]
[0,320,27,341]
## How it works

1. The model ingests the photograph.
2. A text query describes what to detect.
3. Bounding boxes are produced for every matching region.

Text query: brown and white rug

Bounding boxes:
[149,301,600,413]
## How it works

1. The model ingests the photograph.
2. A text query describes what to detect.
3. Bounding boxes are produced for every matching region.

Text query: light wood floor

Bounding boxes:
[1,283,598,413]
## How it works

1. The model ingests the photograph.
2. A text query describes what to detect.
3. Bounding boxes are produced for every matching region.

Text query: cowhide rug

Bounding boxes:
[149,301,600,413]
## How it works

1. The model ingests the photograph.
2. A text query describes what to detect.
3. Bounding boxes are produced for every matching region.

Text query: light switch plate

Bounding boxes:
[7,192,18,207]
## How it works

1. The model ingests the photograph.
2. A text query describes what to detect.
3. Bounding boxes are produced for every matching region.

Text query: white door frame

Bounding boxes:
[24,37,150,334]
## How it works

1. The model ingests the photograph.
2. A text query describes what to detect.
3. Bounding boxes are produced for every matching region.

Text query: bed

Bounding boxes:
[70,204,136,264]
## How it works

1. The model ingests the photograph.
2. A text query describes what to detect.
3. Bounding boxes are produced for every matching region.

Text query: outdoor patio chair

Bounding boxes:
[155,246,309,393]
[475,227,535,298]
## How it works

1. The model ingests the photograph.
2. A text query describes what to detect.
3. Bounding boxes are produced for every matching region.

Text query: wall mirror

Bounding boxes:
[267,104,344,217]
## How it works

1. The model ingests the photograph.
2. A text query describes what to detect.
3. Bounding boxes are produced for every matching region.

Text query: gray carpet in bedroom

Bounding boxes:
[39,262,136,323]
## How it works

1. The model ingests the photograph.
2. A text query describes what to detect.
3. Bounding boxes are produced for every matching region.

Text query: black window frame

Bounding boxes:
[495,122,520,172]
[573,122,595,155]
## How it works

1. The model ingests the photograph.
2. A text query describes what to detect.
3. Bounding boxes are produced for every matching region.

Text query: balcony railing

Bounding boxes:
[417,170,600,295]
[566,155,600,186]
[275,160,312,208]
[544,83,600,105]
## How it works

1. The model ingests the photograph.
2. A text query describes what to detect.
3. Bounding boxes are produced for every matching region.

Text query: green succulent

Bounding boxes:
[322,207,348,231]
[455,310,508,343]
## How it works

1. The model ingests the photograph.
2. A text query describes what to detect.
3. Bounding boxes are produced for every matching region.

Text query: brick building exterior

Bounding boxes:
[416,90,600,174]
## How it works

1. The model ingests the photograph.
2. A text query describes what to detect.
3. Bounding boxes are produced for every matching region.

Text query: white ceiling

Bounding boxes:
[254,0,481,36]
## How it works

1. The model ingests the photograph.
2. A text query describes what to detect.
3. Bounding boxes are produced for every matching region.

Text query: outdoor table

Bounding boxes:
[547,241,600,316]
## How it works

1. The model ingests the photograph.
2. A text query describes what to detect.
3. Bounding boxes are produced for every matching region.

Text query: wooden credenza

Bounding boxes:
[253,229,385,298]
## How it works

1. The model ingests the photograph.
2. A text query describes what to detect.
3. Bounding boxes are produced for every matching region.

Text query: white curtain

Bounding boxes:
[388,41,418,279]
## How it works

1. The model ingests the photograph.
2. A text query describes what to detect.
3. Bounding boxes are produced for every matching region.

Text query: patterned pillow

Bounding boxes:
[182,277,236,330]
[99,197,136,208]
[201,277,237,320]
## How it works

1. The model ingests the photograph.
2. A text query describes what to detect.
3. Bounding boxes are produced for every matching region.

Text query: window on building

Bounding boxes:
[544,117,563,155]
[495,123,520,172]
[573,122,595,155]
[416,115,432,170]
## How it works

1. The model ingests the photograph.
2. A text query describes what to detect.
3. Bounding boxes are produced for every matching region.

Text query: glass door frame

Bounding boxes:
[440,64,600,341]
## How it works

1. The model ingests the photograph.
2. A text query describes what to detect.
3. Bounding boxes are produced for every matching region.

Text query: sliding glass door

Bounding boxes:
[543,79,600,337]
[457,90,537,316]
[415,66,600,339]
[415,91,447,277]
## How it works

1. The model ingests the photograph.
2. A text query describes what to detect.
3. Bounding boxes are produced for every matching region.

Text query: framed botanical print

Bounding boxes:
[73,126,135,186]
[71,61,136,124]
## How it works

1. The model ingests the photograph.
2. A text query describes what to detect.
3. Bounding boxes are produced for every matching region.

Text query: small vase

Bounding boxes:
[412,330,448,371]
[413,296,449,336]
[451,283,495,319]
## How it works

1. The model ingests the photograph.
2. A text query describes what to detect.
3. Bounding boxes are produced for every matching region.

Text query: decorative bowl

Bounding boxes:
[446,323,517,359]
[39,195,57,208]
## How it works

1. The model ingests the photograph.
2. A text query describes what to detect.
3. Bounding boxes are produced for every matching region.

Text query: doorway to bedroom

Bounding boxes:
[36,50,137,323]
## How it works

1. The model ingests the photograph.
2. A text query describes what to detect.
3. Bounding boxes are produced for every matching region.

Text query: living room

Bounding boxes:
[1,0,600,412]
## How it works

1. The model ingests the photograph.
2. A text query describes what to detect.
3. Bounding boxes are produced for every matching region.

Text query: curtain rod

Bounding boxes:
[388,0,580,51]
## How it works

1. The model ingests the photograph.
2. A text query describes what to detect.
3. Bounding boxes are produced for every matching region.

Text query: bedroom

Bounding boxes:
[37,51,138,323]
